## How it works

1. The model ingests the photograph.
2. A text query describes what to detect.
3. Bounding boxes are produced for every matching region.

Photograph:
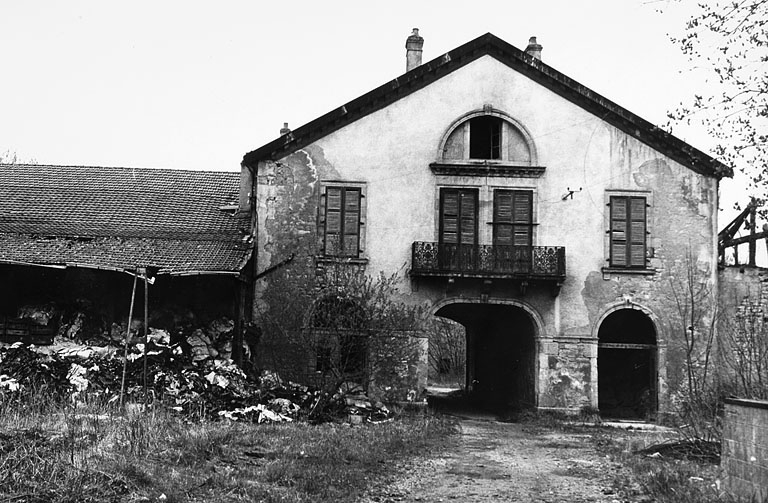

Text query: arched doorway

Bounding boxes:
[598,308,657,419]
[434,301,537,412]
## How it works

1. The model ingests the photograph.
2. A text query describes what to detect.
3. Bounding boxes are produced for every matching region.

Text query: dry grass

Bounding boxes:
[591,427,737,503]
[0,393,456,502]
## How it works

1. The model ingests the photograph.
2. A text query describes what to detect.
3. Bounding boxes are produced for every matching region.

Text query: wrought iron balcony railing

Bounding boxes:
[411,242,566,280]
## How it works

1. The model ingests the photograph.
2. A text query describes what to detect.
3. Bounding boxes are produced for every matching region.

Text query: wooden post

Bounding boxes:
[142,268,149,403]
[749,203,757,266]
[232,278,246,366]
[120,273,138,409]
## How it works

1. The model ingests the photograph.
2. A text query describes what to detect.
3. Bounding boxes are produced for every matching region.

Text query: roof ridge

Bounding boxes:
[0,163,238,174]
[241,32,731,179]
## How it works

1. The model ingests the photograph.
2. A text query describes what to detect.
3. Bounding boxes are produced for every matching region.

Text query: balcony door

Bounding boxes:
[439,188,478,271]
[493,190,532,273]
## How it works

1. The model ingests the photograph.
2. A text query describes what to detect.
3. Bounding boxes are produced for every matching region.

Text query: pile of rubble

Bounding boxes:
[0,335,393,425]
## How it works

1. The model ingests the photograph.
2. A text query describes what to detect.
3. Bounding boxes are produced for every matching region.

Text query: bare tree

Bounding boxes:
[667,249,720,441]
[0,149,37,164]
[667,1,768,205]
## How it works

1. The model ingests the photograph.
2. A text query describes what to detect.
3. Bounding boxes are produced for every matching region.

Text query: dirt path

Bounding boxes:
[365,419,624,503]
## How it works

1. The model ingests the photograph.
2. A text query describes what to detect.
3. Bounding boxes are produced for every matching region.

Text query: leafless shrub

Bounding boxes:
[667,249,720,442]
[254,252,427,401]
[719,293,768,400]
[427,317,465,384]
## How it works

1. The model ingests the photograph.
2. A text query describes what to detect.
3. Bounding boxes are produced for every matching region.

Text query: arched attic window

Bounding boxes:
[442,112,534,164]
[433,109,543,177]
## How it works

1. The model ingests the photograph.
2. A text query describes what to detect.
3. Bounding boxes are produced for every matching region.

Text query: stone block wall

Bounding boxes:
[722,398,768,502]
[538,337,594,410]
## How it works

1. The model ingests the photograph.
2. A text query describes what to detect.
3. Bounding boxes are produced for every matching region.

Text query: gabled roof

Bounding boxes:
[242,33,732,179]
[0,164,252,275]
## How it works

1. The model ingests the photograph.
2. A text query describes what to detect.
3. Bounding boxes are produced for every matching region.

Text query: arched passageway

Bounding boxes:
[434,302,537,412]
[598,308,657,419]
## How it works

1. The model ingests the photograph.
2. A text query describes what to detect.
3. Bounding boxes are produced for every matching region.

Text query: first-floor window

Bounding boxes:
[322,186,362,257]
[439,188,478,246]
[609,195,647,268]
[493,189,533,247]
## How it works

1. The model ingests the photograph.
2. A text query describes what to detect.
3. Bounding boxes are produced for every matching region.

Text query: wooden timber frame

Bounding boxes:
[719,198,768,267]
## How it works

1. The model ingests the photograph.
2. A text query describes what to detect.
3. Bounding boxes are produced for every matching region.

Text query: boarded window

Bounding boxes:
[440,188,478,246]
[469,116,501,160]
[493,190,533,247]
[323,187,361,257]
[610,196,647,268]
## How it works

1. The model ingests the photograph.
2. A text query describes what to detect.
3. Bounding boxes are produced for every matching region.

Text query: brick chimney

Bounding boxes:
[525,36,542,60]
[405,28,424,72]
[280,122,290,135]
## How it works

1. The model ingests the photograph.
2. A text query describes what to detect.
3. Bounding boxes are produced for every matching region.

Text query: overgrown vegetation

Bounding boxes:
[255,256,427,402]
[426,317,465,387]
[664,249,768,455]
[592,427,735,503]
[720,292,768,400]
[667,250,721,444]
[0,392,456,503]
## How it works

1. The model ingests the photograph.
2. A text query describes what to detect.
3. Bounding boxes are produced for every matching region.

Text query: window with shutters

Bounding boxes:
[438,188,479,270]
[439,188,478,246]
[609,195,647,268]
[493,190,533,247]
[318,182,366,259]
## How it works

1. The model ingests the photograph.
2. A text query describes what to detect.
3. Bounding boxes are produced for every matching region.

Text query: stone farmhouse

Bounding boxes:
[0,31,737,421]
[240,31,732,419]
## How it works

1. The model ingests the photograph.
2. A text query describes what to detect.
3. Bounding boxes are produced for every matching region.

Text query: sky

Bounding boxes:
[0,1,748,213]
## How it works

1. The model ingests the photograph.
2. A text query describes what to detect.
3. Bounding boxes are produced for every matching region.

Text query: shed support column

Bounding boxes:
[749,203,757,266]
[233,278,247,366]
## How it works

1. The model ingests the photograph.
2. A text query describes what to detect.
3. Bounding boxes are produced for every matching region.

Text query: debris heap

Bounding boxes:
[0,335,392,424]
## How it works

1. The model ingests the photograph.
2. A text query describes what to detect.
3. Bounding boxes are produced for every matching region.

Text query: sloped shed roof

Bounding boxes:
[0,164,252,275]
[243,33,731,179]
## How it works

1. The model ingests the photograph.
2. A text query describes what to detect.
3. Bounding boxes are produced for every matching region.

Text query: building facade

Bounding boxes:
[241,32,731,417]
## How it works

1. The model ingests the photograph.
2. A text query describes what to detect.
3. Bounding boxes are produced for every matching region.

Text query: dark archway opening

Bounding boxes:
[598,309,657,420]
[433,303,536,413]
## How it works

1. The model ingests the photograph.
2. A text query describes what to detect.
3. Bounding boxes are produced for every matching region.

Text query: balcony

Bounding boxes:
[410,242,566,282]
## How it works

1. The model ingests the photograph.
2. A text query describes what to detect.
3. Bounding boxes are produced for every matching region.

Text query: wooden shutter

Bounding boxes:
[494,190,532,247]
[629,197,646,267]
[323,187,361,257]
[343,188,361,256]
[325,187,342,255]
[512,191,532,246]
[459,191,476,245]
[440,190,459,244]
[494,191,514,245]
[610,196,646,268]
[440,188,477,246]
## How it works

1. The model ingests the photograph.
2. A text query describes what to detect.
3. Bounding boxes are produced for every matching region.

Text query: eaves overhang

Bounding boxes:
[242,33,732,180]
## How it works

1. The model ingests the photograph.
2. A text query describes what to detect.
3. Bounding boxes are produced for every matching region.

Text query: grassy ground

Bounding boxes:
[590,425,735,503]
[0,394,456,503]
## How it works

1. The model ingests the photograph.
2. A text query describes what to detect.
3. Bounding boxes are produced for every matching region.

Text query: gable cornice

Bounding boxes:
[242,33,732,180]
